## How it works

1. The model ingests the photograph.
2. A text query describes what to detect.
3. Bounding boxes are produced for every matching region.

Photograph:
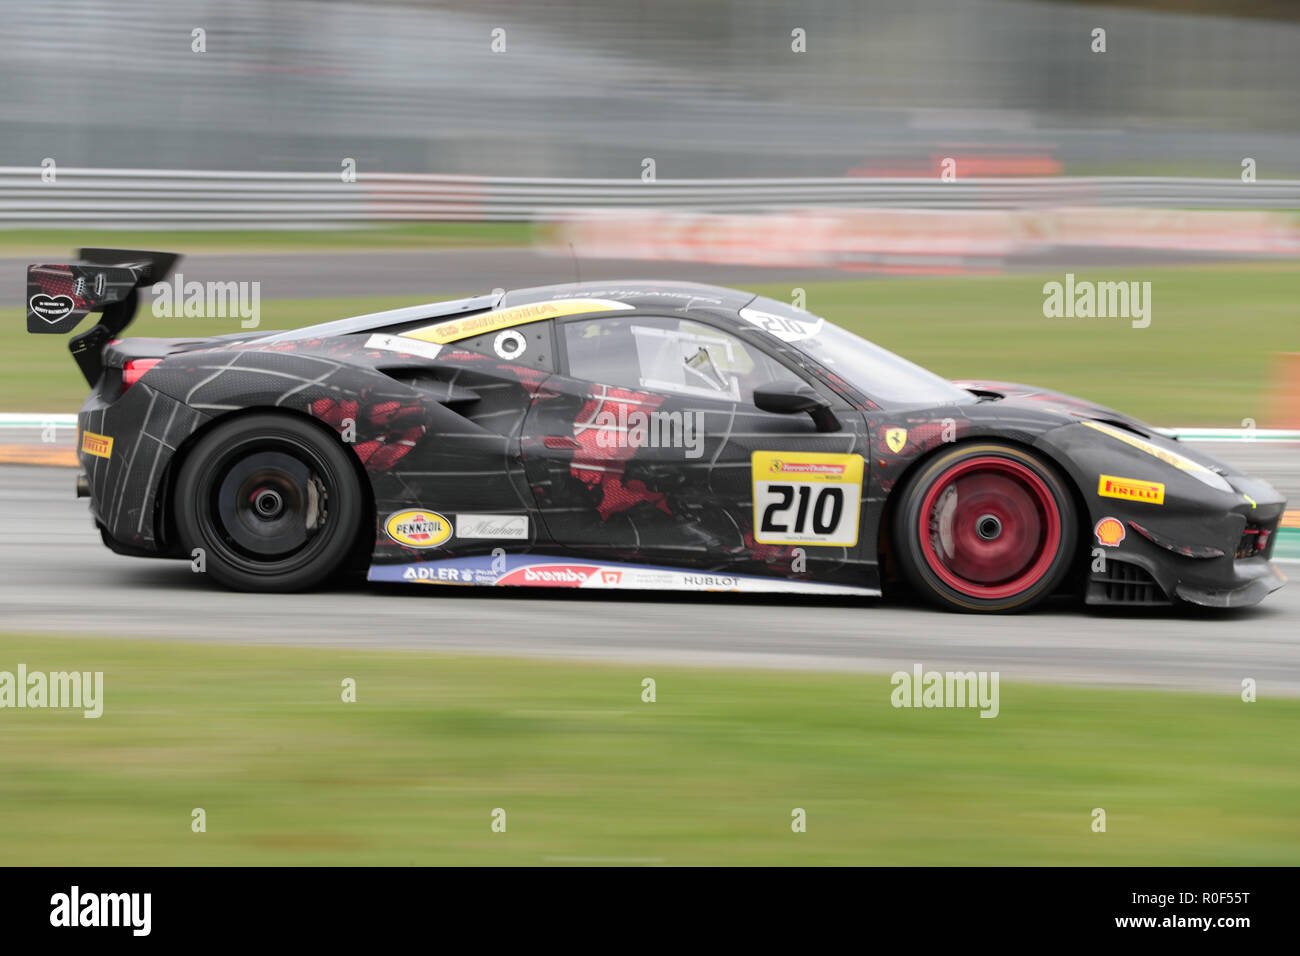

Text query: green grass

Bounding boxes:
[5,264,1297,422]
[0,223,535,257]
[0,634,1297,865]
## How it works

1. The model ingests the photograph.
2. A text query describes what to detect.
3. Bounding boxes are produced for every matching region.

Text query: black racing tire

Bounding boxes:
[892,442,1078,613]
[174,412,365,592]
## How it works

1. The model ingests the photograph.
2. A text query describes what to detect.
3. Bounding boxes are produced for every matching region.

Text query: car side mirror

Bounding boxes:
[753,381,841,432]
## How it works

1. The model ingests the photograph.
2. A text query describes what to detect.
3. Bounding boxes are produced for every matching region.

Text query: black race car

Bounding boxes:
[28,249,1286,612]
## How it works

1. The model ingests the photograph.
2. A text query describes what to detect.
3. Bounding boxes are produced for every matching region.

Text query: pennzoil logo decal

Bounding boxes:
[1098,474,1165,505]
[385,510,452,548]
[80,431,113,459]
[401,298,633,345]
[884,428,908,454]
[752,451,864,547]
[1094,516,1126,546]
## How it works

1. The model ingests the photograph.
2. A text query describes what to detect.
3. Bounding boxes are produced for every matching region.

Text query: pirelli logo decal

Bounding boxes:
[1098,474,1164,505]
[81,431,113,459]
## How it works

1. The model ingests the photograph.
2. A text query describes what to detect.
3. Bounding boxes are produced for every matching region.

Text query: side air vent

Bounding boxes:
[1090,418,1155,440]
[1093,560,1169,606]
[378,368,480,405]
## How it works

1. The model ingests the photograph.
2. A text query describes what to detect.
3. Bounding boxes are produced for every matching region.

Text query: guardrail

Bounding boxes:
[2,168,1298,227]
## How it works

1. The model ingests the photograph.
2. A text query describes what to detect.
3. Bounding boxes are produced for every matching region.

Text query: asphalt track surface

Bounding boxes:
[2,447,1297,694]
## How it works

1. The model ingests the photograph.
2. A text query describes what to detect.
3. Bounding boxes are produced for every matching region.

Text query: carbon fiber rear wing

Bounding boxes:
[27,248,181,384]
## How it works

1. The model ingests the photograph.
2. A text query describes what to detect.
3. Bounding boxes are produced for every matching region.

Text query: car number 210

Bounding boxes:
[751,451,863,547]
[761,484,844,537]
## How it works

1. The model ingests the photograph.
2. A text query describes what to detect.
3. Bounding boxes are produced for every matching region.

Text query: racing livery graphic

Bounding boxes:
[29,249,1287,611]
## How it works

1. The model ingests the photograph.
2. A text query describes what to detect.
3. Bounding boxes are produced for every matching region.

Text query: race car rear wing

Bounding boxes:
[27,249,181,384]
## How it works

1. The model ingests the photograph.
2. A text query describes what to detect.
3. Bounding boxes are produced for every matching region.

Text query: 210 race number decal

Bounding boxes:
[751,451,864,547]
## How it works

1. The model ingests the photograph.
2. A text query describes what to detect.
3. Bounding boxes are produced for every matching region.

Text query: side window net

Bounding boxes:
[631,323,741,401]
[565,316,804,404]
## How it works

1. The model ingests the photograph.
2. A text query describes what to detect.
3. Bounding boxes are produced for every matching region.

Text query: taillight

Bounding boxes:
[122,358,162,393]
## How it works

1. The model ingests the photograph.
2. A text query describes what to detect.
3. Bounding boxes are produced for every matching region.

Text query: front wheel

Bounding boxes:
[892,443,1077,613]
[174,413,365,592]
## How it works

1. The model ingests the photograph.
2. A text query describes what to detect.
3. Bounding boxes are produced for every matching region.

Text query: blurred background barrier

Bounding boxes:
[547,207,1300,273]
[3,167,1299,227]
[3,0,1300,179]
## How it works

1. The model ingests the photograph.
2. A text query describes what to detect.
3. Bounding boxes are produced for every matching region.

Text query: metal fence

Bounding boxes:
[4,0,1300,179]
[3,168,1298,227]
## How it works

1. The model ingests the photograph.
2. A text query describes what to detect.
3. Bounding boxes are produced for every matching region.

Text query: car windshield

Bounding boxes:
[741,297,976,407]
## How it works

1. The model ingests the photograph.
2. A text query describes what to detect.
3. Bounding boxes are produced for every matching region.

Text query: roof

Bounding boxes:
[501,279,755,313]
[260,280,755,345]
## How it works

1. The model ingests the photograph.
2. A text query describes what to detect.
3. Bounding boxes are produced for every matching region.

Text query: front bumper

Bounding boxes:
[1174,558,1286,608]
[1084,476,1287,608]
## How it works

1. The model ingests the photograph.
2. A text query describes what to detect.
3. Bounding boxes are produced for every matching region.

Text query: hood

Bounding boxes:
[952,379,1260,486]
[951,379,1160,436]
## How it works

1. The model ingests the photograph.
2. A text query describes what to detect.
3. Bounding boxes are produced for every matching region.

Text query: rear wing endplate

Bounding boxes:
[26,248,181,384]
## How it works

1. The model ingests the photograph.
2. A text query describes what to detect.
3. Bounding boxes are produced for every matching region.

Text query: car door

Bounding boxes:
[521,312,872,584]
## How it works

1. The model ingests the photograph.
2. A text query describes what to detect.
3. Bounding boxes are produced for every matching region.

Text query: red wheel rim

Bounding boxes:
[917,455,1061,600]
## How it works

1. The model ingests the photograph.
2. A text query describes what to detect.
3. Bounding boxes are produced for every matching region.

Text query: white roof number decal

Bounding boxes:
[739,307,824,343]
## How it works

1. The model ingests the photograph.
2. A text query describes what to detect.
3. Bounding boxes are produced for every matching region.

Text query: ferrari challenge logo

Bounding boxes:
[385,510,452,549]
[80,430,113,459]
[1098,474,1165,505]
[885,428,908,454]
[768,459,846,477]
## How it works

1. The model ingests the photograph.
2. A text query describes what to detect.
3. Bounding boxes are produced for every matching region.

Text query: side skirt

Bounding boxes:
[368,553,879,596]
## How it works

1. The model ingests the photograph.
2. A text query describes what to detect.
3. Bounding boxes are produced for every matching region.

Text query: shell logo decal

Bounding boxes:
[1094,516,1126,547]
[385,510,452,549]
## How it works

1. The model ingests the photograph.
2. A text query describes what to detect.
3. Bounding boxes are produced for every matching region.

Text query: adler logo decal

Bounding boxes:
[1094,516,1126,547]
[385,510,452,548]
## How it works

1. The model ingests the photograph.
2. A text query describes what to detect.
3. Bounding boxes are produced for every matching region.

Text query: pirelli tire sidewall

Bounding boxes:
[893,442,1079,613]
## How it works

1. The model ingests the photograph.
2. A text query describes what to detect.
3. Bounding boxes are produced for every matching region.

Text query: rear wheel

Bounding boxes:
[174,413,364,592]
[892,443,1077,612]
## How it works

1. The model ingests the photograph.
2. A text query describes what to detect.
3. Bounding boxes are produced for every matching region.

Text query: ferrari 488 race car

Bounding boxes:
[28,249,1286,612]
